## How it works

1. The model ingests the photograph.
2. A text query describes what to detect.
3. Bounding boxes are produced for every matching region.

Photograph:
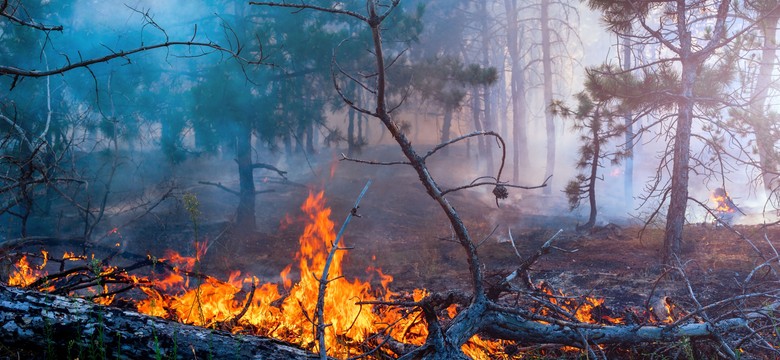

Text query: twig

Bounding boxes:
[508,228,522,258]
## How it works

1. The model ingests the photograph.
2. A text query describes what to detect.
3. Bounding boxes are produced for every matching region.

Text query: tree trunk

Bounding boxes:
[663,29,697,265]
[471,85,485,158]
[622,32,634,210]
[306,120,315,153]
[581,123,600,231]
[541,0,555,195]
[504,0,530,182]
[751,6,780,200]
[480,0,495,175]
[0,285,314,359]
[441,103,454,155]
[348,107,356,156]
[236,125,256,230]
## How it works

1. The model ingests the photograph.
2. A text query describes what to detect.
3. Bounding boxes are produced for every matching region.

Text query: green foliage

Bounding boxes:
[407,56,496,112]
[564,179,584,210]
[553,77,629,214]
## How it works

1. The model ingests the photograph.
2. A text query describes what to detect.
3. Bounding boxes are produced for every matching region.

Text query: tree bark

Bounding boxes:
[622,32,634,210]
[440,103,454,155]
[541,0,555,195]
[582,121,600,231]
[348,107,356,156]
[504,0,530,183]
[0,285,315,359]
[236,124,256,230]
[750,4,780,199]
[480,0,495,175]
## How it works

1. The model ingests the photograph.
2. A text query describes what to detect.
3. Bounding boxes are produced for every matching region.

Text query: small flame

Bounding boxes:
[711,188,736,213]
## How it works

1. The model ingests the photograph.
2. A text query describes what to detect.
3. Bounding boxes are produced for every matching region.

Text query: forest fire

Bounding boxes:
[3,191,688,358]
[710,187,744,226]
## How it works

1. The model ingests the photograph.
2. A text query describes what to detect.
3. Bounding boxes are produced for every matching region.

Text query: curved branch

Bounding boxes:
[339,153,411,166]
[0,41,241,78]
[440,175,551,197]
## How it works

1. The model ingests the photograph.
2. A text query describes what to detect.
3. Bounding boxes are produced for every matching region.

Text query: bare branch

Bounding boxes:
[0,41,242,78]
[339,153,410,166]
[0,1,63,31]
[249,1,369,22]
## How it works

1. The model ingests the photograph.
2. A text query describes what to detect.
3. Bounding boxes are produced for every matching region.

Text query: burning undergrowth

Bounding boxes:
[1,189,770,359]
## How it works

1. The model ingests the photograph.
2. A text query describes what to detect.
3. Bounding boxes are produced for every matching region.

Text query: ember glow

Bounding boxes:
[4,191,662,358]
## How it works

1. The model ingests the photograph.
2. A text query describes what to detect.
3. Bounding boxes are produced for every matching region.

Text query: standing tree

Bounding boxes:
[552,69,630,231]
[729,0,780,205]
[586,0,741,264]
[502,0,532,182]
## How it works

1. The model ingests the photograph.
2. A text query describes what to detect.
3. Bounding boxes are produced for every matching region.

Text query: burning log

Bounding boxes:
[0,284,316,359]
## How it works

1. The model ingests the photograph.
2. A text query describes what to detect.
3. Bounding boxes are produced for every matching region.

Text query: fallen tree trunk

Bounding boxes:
[481,308,747,345]
[0,285,316,359]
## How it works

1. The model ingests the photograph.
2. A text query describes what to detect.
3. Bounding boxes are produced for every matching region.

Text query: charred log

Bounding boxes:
[0,284,316,359]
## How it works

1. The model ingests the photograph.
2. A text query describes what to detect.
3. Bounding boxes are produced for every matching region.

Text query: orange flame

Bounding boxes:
[711,189,736,213]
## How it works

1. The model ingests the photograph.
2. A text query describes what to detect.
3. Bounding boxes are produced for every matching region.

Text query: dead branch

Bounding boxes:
[198,181,275,197]
[0,41,243,79]
[251,162,288,179]
[315,180,371,359]
[339,153,410,166]
[488,229,566,299]
[0,0,63,31]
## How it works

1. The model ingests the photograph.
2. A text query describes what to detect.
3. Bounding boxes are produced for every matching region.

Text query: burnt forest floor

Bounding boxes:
[3,144,780,358]
[123,145,780,313]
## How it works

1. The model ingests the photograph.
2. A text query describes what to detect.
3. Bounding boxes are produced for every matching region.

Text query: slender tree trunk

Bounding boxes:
[622,33,634,210]
[236,125,256,230]
[358,112,364,144]
[441,104,454,155]
[306,120,315,153]
[541,0,555,195]
[581,120,600,231]
[283,132,292,155]
[481,0,495,175]
[663,28,697,264]
[504,0,530,182]
[348,107,356,156]
[751,7,780,200]
[471,86,485,158]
